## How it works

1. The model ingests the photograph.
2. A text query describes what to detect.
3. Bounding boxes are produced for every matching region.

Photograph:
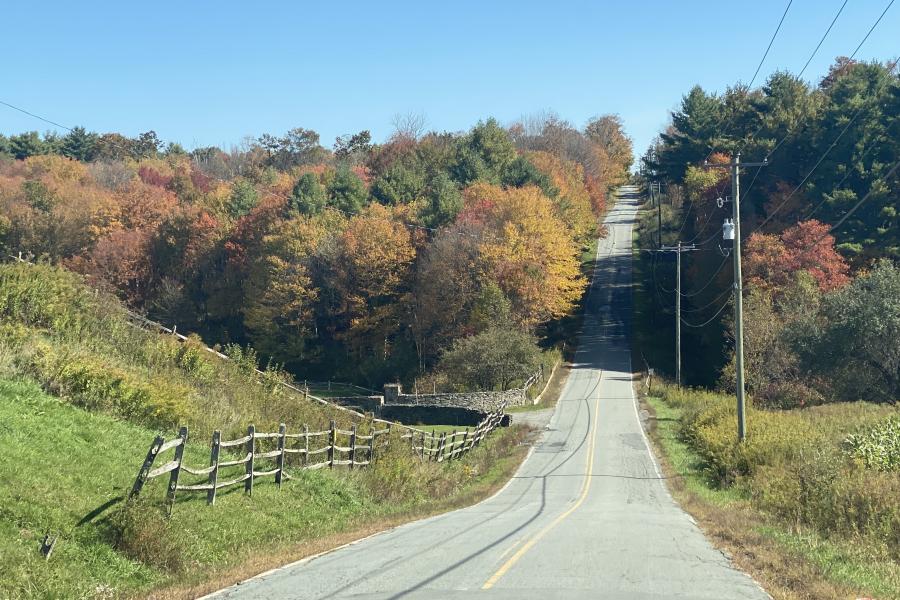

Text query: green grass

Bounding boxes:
[645,390,900,599]
[645,395,745,506]
[760,526,900,599]
[0,377,528,599]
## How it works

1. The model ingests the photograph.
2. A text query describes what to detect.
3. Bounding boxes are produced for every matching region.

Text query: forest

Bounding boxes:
[640,57,899,403]
[0,113,633,387]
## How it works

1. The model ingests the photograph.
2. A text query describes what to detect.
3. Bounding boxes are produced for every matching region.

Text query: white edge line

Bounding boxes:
[199,437,540,599]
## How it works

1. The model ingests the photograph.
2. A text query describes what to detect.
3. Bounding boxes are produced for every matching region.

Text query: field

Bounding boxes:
[643,382,900,599]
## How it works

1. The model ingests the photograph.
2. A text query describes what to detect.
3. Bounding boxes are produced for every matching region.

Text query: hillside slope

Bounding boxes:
[0,262,529,598]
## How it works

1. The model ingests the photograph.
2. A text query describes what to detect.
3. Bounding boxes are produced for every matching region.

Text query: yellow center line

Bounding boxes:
[481,372,602,590]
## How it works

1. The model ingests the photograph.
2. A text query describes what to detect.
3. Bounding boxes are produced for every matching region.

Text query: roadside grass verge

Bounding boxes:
[0,377,531,599]
[642,385,900,600]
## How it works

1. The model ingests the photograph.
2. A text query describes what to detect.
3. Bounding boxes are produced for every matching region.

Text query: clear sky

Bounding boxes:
[1,1,897,158]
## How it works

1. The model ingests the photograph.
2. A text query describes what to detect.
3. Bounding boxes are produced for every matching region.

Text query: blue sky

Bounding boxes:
[1,1,897,158]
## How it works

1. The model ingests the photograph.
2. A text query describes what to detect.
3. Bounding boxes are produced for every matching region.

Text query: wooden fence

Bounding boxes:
[130,410,506,513]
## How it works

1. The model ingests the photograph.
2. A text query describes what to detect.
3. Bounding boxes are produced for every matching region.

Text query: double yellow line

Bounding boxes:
[481,377,601,589]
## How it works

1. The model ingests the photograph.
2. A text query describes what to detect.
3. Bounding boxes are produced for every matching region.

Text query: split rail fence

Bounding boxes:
[130,410,506,514]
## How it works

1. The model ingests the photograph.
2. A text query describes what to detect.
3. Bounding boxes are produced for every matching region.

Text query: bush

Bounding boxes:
[845,416,900,472]
[109,501,188,573]
[656,382,900,556]
[22,340,192,428]
[756,380,825,410]
[438,326,541,391]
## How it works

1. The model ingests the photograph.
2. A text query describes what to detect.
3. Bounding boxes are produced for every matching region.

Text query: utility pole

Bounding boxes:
[676,240,682,386]
[645,242,696,386]
[704,152,767,441]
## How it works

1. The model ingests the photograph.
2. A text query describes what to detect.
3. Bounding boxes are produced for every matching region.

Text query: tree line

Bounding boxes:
[641,57,899,402]
[0,113,633,387]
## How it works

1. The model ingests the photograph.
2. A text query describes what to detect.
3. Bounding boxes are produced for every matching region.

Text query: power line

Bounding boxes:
[797,0,849,78]
[819,157,900,238]
[700,0,795,163]
[770,157,900,280]
[804,135,883,221]
[850,0,895,59]
[680,299,731,328]
[681,286,733,313]
[749,0,794,88]
[702,0,893,181]
[742,55,899,233]
[0,99,74,133]
[681,256,730,297]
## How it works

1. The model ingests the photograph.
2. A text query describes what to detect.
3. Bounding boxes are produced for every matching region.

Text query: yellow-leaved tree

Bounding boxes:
[525,150,597,243]
[460,183,585,328]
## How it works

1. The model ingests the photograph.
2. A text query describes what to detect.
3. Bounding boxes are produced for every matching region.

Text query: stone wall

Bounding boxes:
[326,395,384,414]
[382,384,527,412]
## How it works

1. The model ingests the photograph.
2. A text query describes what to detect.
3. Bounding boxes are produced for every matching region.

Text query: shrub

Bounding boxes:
[23,340,191,428]
[657,382,900,556]
[438,326,542,391]
[756,380,825,410]
[844,416,900,472]
[109,501,188,573]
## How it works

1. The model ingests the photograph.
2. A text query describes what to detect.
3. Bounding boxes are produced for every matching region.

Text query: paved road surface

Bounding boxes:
[211,186,768,600]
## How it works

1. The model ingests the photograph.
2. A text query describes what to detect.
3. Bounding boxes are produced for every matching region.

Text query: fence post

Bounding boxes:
[450,430,458,460]
[130,435,164,499]
[438,433,446,462]
[276,423,286,488]
[349,425,357,469]
[432,432,438,462]
[207,430,221,505]
[462,428,470,456]
[368,426,376,464]
[245,424,255,496]
[166,426,188,516]
[303,424,309,467]
[419,431,426,460]
[328,420,336,469]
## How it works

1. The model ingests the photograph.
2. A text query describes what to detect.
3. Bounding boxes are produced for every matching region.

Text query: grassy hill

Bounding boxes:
[0,262,528,598]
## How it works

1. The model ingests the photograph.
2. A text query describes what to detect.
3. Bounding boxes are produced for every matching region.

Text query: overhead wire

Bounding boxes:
[742,55,899,235]
[696,0,889,204]
[797,0,849,78]
[738,1,897,168]
[699,0,795,164]
[749,0,795,89]
[804,134,884,221]
[680,299,732,328]
[681,286,734,313]
[681,256,730,297]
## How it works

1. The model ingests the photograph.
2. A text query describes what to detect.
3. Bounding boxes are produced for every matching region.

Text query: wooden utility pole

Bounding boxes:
[704,152,767,441]
[650,242,696,386]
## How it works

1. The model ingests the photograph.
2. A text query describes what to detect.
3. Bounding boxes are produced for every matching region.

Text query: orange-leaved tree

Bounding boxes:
[745,219,850,294]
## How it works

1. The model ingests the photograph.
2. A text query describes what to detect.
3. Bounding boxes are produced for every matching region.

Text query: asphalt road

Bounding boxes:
[210,186,769,600]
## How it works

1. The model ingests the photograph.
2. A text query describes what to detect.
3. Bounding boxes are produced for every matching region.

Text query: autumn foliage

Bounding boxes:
[0,116,632,383]
[745,220,850,294]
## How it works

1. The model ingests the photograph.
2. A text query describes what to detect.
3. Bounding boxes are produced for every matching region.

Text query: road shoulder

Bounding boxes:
[634,379,900,600]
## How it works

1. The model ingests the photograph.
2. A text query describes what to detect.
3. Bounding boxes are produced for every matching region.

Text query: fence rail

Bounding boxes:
[130,410,506,513]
